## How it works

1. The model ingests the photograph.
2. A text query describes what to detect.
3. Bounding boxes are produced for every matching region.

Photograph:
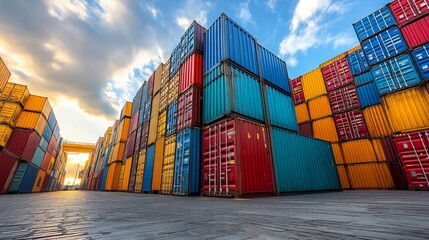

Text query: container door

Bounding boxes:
[173,129,190,195]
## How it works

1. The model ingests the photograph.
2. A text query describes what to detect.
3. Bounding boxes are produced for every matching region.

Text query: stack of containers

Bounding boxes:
[98,128,112,191]
[203,14,340,197]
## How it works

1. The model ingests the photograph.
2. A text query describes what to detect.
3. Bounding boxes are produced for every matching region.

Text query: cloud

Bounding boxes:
[176,0,209,30]
[279,0,354,66]
[238,1,253,24]
[267,0,276,11]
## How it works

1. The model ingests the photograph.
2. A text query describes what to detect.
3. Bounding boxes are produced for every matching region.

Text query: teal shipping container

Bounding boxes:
[31,147,45,167]
[203,62,264,124]
[270,127,341,193]
[265,85,298,131]
[8,163,38,193]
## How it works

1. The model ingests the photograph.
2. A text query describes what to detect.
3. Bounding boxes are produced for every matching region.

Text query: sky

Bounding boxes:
[0,0,391,144]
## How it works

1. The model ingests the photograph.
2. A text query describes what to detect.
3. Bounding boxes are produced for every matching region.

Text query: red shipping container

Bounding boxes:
[147,73,155,98]
[125,130,136,158]
[380,137,400,162]
[202,116,275,197]
[401,15,429,49]
[328,84,360,114]
[388,161,409,189]
[0,150,19,193]
[41,175,50,192]
[177,86,202,131]
[389,0,429,27]
[290,77,305,105]
[129,110,139,134]
[298,122,313,137]
[393,130,429,190]
[179,53,203,94]
[40,152,52,171]
[139,122,149,150]
[134,125,142,155]
[5,129,40,162]
[47,135,56,155]
[334,109,369,141]
[322,57,353,91]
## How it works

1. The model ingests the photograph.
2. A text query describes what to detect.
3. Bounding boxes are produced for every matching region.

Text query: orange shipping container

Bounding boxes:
[347,162,394,189]
[362,104,392,138]
[308,95,332,120]
[312,117,338,142]
[0,102,22,127]
[153,63,164,95]
[32,169,46,193]
[320,52,348,68]
[371,139,387,162]
[148,93,160,145]
[0,124,13,148]
[117,118,131,143]
[120,102,132,119]
[0,83,30,107]
[342,139,377,164]
[382,86,429,133]
[157,110,167,139]
[332,143,344,165]
[0,57,11,93]
[24,95,52,119]
[110,142,126,163]
[16,111,47,136]
[121,157,132,191]
[47,156,55,175]
[103,127,112,150]
[167,71,179,105]
[301,68,327,100]
[117,163,126,191]
[105,162,122,191]
[294,103,309,124]
[336,165,350,189]
[151,136,165,192]
[134,148,146,193]
[161,135,176,195]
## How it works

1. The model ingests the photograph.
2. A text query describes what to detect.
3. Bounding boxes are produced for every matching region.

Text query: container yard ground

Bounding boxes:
[0,191,428,239]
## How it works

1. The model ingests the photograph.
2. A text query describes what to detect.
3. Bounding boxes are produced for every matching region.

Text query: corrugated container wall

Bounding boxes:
[363,104,392,138]
[258,44,290,93]
[179,53,203,93]
[166,100,178,136]
[313,117,339,142]
[389,0,429,26]
[412,43,429,81]
[347,49,369,76]
[1,83,30,106]
[354,71,374,87]
[298,122,313,137]
[147,93,160,145]
[132,85,144,115]
[322,57,354,91]
[264,85,298,131]
[153,64,163,95]
[334,109,369,141]
[0,57,11,93]
[347,162,395,189]
[400,15,429,49]
[353,6,396,41]
[151,137,165,192]
[161,135,176,194]
[0,151,18,193]
[290,77,304,104]
[168,72,179,105]
[177,86,202,131]
[356,82,381,108]
[308,95,332,120]
[24,95,52,119]
[301,68,327,100]
[295,103,309,124]
[142,144,155,192]
[328,84,360,114]
[6,129,40,162]
[180,21,206,63]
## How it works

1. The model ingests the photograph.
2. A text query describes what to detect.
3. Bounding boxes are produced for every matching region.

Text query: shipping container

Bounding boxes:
[157,110,167,139]
[147,74,154,99]
[0,151,19,193]
[347,49,370,76]
[336,165,351,189]
[320,52,348,69]
[42,125,52,142]
[127,152,138,192]
[24,95,52,119]
[362,27,408,66]
[177,86,202,131]
[379,137,400,162]
[203,63,264,124]
[347,162,395,189]
[271,127,340,193]
[329,84,360,114]
[4,129,40,162]
[159,59,171,111]
[134,149,146,192]
[173,128,201,196]
[121,157,132,191]
[129,110,139,134]
[47,111,56,129]
[0,83,30,107]
[41,174,50,192]
[40,152,52,171]
[290,77,304,104]
[0,124,12,148]
[170,44,181,79]
[32,169,46,192]
[0,102,21,127]
[308,95,332,120]
[334,109,369,141]
[265,85,297,131]
[258,44,290,93]
[400,15,429,49]
[148,93,160,145]
[166,100,178,136]
[341,139,378,164]
[412,43,429,81]
[8,163,38,193]
[389,0,429,26]
[168,71,179,105]
[356,82,381,108]
[332,143,344,165]
[142,99,152,123]
[141,81,149,104]
[132,85,143,115]
[382,86,429,132]
[371,54,421,95]
[142,145,155,192]
[354,71,374,86]
[295,103,310,124]
[105,162,121,191]
[31,147,45,167]
[125,131,136,158]
[204,14,258,75]
[393,130,429,190]
[153,64,163,96]
[312,117,339,142]
[298,122,313,137]
[301,68,327,100]
[388,161,409,189]
[363,104,393,138]
[179,53,203,93]
[120,102,132,120]
[0,57,11,93]
[16,111,47,136]
[139,122,149,149]
[180,21,206,64]
[161,135,176,195]
[353,6,396,41]
[322,57,354,91]
[202,117,274,197]
[151,137,165,192]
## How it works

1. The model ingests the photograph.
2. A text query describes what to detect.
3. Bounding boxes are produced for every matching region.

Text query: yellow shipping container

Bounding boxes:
[103,127,112,150]
[151,137,165,192]
[117,118,131,143]
[110,142,126,163]
[362,104,392,138]
[117,163,126,191]
[294,103,309,124]
[32,170,46,193]
[148,93,160,145]
[332,143,344,165]
[346,45,361,54]
[161,135,176,195]
[161,58,171,88]
[16,111,47,136]
[347,162,394,189]
[153,63,164,95]
[301,68,327,100]
[0,57,11,93]
[320,52,348,68]
[120,102,132,119]
[47,156,55,175]
[134,148,146,193]
[382,86,429,133]
[308,95,332,120]
[1,83,30,106]
[336,165,350,189]
[24,95,52,119]
[371,139,387,162]
[0,124,12,148]
[159,79,169,111]
[0,102,22,127]
[312,117,338,142]
[157,110,167,139]
[342,139,377,164]
[105,162,122,191]
[121,157,132,191]
[167,71,179,105]
[0,83,13,101]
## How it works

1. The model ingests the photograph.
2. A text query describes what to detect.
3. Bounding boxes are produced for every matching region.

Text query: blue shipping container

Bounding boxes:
[46,175,53,192]
[354,71,374,86]
[11,163,38,193]
[265,85,298,131]
[8,163,28,193]
[42,124,52,142]
[142,144,155,192]
[270,127,341,193]
[204,14,259,76]
[173,128,201,196]
[170,44,181,78]
[353,6,396,42]
[180,21,206,64]
[166,100,178,136]
[258,44,290,93]
[53,124,60,140]
[47,111,56,129]
[103,146,112,169]
[32,147,45,167]
[371,54,421,95]
[203,63,264,124]
[99,167,108,191]
[142,98,152,123]
[362,26,408,66]
[141,81,149,103]
[132,85,144,115]
[412,43,429,81]
[38,137,48,152]
[356,82,381,108]
[347,49,369,76]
